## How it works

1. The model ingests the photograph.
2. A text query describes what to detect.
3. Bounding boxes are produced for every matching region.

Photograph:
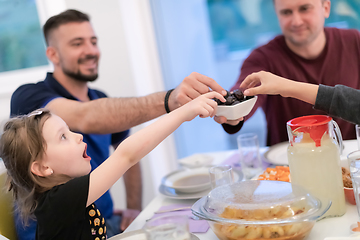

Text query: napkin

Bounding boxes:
[324,238,360,240]
[221,151,270,171]
[146,204,209,233]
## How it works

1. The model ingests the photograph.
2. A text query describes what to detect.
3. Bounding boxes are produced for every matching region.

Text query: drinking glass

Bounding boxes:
[237,133,263,179]
[356,125,360,150]
[348,150,360,220]
[143,215,190,240]
[209,165,233,189]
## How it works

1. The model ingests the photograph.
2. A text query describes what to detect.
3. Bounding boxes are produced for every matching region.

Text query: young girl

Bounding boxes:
[0,91,225,240]
[240,71,360,125]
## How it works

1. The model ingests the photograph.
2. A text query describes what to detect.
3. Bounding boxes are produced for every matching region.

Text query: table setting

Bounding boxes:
[114,103,360,240]
[115,136,360,239]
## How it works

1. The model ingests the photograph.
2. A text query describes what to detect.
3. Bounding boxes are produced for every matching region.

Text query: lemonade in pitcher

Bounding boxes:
[287,115,346,219]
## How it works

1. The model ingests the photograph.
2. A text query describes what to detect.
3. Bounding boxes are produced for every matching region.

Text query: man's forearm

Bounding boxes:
[48,91,167,134]
[123,162,142,210]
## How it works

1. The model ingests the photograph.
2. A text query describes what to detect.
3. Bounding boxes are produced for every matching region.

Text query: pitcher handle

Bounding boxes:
[332,120,343,155]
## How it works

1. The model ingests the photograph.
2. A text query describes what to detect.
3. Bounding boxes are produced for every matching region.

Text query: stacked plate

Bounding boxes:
[159,168,212,199]
[107,230,200,240]
[159,166,243,199]
[263,140,356,165]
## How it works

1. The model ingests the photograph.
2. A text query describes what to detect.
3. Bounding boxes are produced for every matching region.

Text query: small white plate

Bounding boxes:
[108,230,200,240]
[108,230,146,240]
[263,141,289,165]
[325,237,360,240]
[162,168,211,193]
[264,140,356,166]
[178,154,213,169]
[216,96,257,120]
[159,184,210,199]
[159,169,243,199]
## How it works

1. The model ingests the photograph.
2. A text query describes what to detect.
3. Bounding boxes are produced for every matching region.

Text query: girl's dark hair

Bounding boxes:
[43,9,90,46]
[0,109,71,224]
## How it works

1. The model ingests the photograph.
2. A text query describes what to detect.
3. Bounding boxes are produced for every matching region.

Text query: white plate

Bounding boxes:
[108,230,146,240]
[263,141,289,165]
[108,230,200,240]
[159,169,243,199]
[340,139,358,160]
[216,96,258,120]
[325,237,360,240]
[159,184,211,200]
[178,154,213,169]
[264,140,358,166]
[162,168,211,193]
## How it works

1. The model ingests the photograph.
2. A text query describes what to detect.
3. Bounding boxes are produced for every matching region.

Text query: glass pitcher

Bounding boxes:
[287,115,346,219]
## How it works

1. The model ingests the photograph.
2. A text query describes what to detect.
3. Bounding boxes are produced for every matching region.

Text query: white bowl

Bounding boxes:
[215,96,258,120]
[162,168,211,193]
[178,154,213,169]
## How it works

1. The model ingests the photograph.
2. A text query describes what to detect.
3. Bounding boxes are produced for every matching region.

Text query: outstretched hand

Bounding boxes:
[168,72,227,111]
[240,71,291,97]
[177,91,226,122]
[241,71,319,105]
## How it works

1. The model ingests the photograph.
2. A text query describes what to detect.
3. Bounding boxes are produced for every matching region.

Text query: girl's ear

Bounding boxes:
[31,161,53,177]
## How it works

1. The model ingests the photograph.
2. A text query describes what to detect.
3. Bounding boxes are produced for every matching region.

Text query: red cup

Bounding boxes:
[344,187,356,205]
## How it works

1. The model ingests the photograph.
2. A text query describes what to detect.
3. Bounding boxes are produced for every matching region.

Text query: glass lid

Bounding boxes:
[191,180,331,225]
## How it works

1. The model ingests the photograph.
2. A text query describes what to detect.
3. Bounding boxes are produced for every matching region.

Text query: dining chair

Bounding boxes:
[0,161,17,240]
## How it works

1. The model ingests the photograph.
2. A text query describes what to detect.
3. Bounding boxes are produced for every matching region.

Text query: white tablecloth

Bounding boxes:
[125,140,360,239]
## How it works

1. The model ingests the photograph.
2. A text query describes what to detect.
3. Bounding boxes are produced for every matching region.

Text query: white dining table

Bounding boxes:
[125,140,360,240]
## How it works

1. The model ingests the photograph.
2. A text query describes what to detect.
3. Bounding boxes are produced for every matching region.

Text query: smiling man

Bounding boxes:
[10,9,226,240]
[220,0,360,146]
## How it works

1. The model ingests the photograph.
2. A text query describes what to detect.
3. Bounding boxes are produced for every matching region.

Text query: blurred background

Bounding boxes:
[1,0,359,208]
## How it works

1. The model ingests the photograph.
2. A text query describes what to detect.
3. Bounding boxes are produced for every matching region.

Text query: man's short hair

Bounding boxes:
[43,9,90,46]
[272,0,327,3]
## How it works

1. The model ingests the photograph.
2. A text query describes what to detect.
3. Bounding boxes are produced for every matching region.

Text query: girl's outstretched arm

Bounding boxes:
[240,71,319,105]
[87,91,225,206]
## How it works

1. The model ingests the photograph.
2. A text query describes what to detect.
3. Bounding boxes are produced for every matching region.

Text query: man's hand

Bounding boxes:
[114,209,141,231]
[214,115,243,125]
[168,72,227,112]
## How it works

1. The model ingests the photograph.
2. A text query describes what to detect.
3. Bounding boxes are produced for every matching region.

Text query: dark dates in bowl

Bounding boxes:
[215,89,258,120]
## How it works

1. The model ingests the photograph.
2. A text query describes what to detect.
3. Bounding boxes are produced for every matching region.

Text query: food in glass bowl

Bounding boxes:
[342,167,356,205]
[213,205,312,240]
[191,181,330,240]
[342,167,352,188]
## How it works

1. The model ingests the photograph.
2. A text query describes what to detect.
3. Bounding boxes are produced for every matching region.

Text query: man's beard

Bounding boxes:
[62,55,99,82]
[63,69,98,82]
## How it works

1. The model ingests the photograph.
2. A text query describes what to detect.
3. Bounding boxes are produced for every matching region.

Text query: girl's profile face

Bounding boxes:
[40,114,92,177]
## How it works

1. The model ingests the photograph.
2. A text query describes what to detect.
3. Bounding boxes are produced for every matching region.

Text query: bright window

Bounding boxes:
[207,0,360,60]
[0,0,48,73]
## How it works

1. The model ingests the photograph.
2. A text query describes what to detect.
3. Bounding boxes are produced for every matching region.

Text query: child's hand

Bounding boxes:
[180,91,226,121]
[240,71,291,97]
[240,71,318,106]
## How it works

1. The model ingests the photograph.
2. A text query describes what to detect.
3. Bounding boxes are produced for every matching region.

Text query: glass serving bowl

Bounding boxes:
[191,180,331,240]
